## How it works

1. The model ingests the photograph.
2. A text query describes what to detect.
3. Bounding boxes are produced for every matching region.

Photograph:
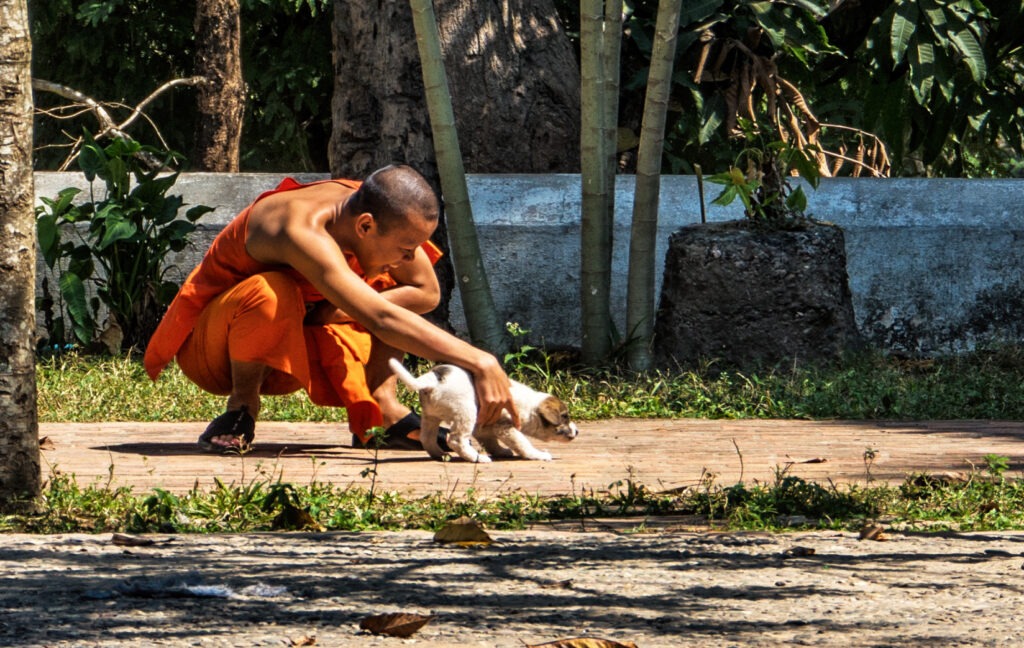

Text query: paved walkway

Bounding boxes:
[39,418,1024,496]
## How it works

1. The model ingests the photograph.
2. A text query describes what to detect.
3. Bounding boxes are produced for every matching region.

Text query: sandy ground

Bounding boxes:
[3,527,1024,647]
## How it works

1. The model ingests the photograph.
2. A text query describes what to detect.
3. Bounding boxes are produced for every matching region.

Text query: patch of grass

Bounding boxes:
[36,345,1024,423]
[5,461,1024,534]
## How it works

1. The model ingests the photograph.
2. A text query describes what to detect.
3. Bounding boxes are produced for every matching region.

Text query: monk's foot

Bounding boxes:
[351,412,451,452]
[352,412,424,450]
[198,406,256,454]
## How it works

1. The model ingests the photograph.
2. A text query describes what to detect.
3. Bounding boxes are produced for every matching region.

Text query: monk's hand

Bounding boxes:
[472,354,520,428]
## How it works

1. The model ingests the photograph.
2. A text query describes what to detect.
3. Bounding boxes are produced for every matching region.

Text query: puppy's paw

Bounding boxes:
[534,451,553,461]
[473,454,492,463]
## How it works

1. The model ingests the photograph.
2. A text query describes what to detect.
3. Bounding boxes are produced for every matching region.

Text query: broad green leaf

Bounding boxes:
[130,172,178,204]
[920,0,947,30]
[66,246,94,280]
[748,2,786,49]
[698,95,726,144]
[36,215,59,267]
[890,2,919,66]
[78,142,105,183]
[59,272,94,345]
[710,183,739,206]
[909,40,936,103]
[185,204,215,222]
[786,185,808,212]
[50,187,82,217]
[931,46,956,101]
[680,0,723,27]
[97,219,138,250]
[778,0,827,17]
[946,20,986,82]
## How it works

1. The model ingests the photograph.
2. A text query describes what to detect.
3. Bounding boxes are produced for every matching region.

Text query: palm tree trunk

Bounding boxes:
[0,0,41,513]
[626,0,683,370]
[410,0,507,354]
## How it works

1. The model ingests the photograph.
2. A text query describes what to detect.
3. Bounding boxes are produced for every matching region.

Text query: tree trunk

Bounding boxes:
[0,0,41,513]
[330,0,580,178]
[330,0,580,327]
[194,0,244,171]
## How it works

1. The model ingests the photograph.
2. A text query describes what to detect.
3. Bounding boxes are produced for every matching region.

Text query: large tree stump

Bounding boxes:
[653,220,862,370]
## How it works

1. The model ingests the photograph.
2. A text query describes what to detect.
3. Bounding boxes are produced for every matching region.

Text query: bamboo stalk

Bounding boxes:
[409,0,506,354]
[625,0,683,370]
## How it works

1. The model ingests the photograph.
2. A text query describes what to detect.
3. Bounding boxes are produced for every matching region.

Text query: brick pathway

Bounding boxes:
[39,418,1024,496]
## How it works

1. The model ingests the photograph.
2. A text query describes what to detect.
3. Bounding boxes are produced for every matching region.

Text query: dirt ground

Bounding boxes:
[3,526,1024,647]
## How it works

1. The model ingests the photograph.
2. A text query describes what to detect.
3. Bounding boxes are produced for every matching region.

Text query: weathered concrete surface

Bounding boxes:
[654,221,861,369]
[37,418,1024,497]
[34,173,1024,356]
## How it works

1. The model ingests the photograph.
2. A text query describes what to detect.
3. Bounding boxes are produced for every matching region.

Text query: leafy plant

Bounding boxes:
[36,132,212,352]
[706,124,823,230]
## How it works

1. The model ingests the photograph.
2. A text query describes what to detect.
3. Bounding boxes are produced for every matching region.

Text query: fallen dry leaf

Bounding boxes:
[527,638,639,648]
[359,612,434,638]
[539,579,574,589]
[859,523,887,541]
[289,635,317,646]
[782,546,816,558]
[433,516,493,546]
[111,533,156,547]
[39,436,56,451]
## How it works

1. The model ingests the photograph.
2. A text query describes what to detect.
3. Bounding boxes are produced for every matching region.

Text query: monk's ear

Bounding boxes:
[354,212,375,237]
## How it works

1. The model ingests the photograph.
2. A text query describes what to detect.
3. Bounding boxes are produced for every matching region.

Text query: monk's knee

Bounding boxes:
[234,272,306,321]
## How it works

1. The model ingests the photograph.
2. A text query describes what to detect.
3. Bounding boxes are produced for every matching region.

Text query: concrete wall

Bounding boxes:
[34,172,1024,356]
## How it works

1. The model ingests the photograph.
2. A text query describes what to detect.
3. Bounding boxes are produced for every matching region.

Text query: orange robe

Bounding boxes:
[143,177,442,440]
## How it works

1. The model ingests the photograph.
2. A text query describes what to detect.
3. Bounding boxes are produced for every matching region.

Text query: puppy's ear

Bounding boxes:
[538,397,567,426]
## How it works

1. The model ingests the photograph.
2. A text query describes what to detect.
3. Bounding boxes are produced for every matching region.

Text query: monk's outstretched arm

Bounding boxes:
[282,228,518,427]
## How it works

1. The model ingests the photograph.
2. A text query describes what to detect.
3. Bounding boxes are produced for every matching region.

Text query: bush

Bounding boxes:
[36,133,212,352]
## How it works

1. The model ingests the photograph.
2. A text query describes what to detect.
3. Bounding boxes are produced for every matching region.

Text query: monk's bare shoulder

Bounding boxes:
[246,182,353,264]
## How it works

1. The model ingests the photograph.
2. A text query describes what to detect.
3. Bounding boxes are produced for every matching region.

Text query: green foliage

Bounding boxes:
[555,0,1022,177]
[35,133,211,351]
[847,0,1022,175]
[29,0,333,171]
[706,122,822,229]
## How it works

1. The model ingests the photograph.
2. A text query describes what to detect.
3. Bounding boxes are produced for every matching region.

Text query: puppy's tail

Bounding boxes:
[388,357,434,393]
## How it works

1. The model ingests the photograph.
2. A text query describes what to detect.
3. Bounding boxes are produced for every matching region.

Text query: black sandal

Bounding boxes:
[351,412,451,452]
[197,406,256,453]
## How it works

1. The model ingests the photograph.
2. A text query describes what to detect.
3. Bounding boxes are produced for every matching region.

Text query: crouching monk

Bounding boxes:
[143,164,518,452]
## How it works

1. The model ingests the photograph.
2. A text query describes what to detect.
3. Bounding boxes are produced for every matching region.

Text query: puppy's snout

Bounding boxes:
[561,423,579,440]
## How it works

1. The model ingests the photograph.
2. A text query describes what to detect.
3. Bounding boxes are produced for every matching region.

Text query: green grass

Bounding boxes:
[5,455,1024,534]
[15,345,1024,535]
[36,345,1024,422]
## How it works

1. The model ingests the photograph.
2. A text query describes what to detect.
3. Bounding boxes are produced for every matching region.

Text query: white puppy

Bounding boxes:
[388,358,579,463]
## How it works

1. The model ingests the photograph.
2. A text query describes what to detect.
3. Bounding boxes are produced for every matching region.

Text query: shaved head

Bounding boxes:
[348,165,439,232]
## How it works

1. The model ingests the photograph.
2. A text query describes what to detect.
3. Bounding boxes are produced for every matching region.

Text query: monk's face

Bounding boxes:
[355,210,436,277]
